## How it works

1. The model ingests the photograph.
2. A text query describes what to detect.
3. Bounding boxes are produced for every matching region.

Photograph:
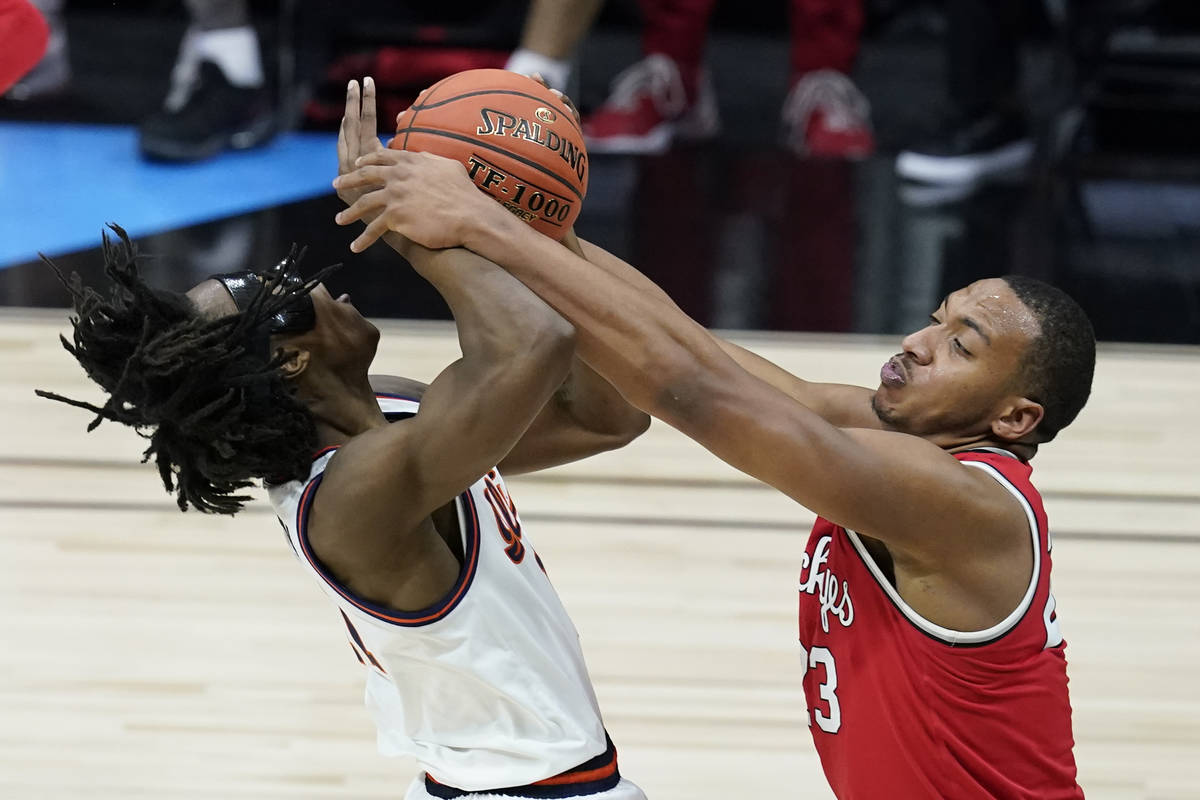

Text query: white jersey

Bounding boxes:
[268,394,617,795]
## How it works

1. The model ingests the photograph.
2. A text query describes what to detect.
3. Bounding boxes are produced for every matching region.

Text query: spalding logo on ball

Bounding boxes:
[390,69,588,238]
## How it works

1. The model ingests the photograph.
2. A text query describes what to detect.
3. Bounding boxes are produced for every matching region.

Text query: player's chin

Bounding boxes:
[870,392,903,429]
[363,320,382,351]
[345,325,381,371]
[341,310,380,350]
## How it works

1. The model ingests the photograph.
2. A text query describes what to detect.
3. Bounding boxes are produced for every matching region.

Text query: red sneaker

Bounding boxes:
[583,54,719,155]
[782,70,874,160]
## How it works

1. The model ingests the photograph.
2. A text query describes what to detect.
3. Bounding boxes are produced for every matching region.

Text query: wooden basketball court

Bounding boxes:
[2,309,1197,799]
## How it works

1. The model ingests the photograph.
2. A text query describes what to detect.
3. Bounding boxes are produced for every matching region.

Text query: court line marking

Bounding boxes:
[2,455,1198,506]
[2,499,1198,545]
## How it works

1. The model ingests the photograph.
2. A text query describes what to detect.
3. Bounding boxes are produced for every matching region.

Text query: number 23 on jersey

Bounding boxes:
[800,640,842,734]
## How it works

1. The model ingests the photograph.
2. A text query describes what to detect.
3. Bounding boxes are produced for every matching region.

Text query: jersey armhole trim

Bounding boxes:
[961,446,1021,461]
[845,460,1041,647]
[294,474,482,627]
[377,393,420,423]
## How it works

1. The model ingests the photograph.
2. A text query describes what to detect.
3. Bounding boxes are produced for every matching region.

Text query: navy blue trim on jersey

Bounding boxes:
[312,445,339,461]
[277,517,299,557]
[424,735,620,799]
[377,392,419,422]
[294,474,483,627]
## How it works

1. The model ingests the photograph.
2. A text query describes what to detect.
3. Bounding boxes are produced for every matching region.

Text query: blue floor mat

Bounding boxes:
[0,122,339,268]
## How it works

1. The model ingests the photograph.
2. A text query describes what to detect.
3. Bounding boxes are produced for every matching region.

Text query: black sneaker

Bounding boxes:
[896,111,1033,185]
[139,61,275,162]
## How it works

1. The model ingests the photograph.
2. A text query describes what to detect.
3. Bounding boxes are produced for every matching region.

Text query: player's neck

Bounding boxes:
[945,436,1037,462]
[299,373,388,449]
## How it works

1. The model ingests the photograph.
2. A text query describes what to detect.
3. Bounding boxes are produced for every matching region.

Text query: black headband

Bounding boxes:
[212,267,316,337]
[208,256,318,372]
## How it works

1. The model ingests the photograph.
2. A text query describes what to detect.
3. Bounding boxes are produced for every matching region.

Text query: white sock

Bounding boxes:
[195,25,264,88]
[30,0,64,14]
[505,48,570,92]
[165,27,201,111]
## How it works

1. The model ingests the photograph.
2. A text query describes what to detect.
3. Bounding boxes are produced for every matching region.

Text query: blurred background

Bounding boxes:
[1,0,1198,340]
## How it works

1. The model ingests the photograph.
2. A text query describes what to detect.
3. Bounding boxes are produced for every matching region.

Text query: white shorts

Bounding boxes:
[404,773,648,800]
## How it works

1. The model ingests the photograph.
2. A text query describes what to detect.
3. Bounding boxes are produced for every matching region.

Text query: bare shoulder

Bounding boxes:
[955,455,1038,547]
[306,426,462,612]
[838,428,1030,560]
[369,373,429,399]
[312,423,422,536]
[305,421,430,584]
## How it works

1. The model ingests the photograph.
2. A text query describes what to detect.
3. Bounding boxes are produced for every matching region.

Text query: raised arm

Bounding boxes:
[333,79,648,478]
[314,82,575,583]
[315,238,575,541]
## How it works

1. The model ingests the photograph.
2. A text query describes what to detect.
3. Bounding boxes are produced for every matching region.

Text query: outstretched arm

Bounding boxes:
[312,78,576,600]
[496,230,650,473]
[567,231,881,430]
[332,150,1024,569]
[314,223,575,543]
[337,76,860,439]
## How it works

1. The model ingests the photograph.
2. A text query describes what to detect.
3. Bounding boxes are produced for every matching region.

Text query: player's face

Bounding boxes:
[281,282,381,372]
[186,276,380,375]
[871,279,1039,443]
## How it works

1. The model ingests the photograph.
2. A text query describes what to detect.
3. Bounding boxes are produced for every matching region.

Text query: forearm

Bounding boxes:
[575,233,879,428]
[404,237,573,364]
[576,234,818,389]
[577,237,787,383]
[385,227,642,436]
[574,236,679,311]
[421,227,788,404]
[335,149,768,420]
[464,212,738,420]
[556,357,650,437]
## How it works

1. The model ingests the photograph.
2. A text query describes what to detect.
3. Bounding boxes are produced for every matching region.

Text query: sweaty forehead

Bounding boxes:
[952,279,1040,341]
[185,278,239,320]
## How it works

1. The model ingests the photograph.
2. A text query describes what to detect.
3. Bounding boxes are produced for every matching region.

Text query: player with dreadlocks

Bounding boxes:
[37,227,333,513]
[36,78,650,800]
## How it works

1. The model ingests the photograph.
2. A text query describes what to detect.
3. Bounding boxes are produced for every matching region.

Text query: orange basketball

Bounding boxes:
[390,69,588,238]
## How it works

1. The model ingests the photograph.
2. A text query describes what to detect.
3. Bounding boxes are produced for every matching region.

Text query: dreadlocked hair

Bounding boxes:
[36,223,339,514]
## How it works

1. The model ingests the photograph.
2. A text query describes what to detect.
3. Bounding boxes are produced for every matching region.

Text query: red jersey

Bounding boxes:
[797,449,1083,799]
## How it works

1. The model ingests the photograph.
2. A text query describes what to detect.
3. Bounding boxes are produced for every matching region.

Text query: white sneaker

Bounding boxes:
[781,69,875,159]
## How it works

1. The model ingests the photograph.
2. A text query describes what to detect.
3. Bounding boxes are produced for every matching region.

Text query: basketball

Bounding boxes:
[390,69,588,238]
